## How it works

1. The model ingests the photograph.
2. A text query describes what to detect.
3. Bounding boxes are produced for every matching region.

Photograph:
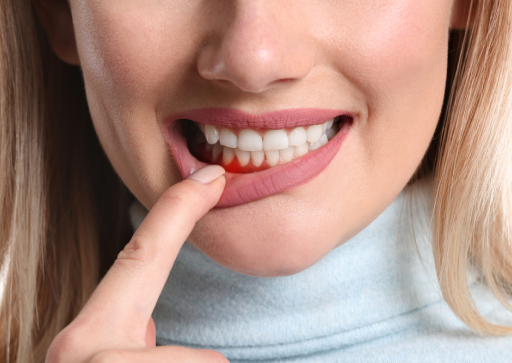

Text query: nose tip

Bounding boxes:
[197,9,313,93]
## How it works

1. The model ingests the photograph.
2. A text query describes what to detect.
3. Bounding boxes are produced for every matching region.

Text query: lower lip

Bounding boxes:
[165,119,352,208]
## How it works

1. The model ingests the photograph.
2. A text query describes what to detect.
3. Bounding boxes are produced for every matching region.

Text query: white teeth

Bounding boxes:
[280,146,294,162]
[219,128,237,148]
[205,124,220,144]
[306,124,323,143]
[294,143,309,157]
[251,150,265,167]
[309,138,323,151]
[199,120,341,167]
[319,134,328,146]
[263,130,289,151]
[238,129,263,151]
[234,148,250,166]
[288,127,307,146]
[310,131,329,151]
[223,146,235,165]
[212,143,223,161]
[265,150,280,166]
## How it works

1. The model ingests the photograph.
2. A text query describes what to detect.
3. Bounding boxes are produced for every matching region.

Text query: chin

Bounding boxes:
[187,195,341,277]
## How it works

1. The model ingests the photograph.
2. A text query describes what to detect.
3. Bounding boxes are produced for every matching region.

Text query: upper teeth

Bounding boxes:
[204,124,220,144]
[196,119,340,167]
[200,119,335,152]
[238,129,263,151]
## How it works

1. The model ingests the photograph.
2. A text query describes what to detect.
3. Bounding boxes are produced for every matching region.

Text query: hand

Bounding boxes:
[46,165,229,363]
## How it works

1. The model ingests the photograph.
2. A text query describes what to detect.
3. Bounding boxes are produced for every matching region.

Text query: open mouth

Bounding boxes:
[165,108,353,207]
[181,116,346,173]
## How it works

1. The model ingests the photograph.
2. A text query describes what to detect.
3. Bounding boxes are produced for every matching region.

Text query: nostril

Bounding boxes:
[270,78,295,86]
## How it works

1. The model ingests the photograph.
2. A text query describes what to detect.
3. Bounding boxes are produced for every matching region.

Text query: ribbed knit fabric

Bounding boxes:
[129,178,512,362]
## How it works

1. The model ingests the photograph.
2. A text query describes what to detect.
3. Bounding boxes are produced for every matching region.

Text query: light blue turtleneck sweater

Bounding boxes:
[131,178,512,362]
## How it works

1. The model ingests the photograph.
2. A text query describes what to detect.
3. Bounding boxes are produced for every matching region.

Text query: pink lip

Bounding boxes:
[164,108,353,207]
[170,108,351,129]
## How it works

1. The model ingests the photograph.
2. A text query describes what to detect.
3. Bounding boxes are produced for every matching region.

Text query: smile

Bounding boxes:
[165,108,353,207]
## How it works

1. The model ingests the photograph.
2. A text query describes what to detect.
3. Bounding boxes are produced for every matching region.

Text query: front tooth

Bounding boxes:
[234,148,250,166]
[322,122,328,133]
[251,150,265,167]
[319,134,328,146]
[223,146,235,165]
[280,146,294,162]
[265,150,280,166]
[212,143,223,161]
[219,128,237,148]
[306,125,323,143]
[263,130,289,151]
[238,129,263,151]
[288,127,307,146]
[294,143,309,157]
[205,124,220,144]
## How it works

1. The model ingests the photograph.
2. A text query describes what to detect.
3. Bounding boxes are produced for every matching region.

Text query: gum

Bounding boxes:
[189,142,273,173]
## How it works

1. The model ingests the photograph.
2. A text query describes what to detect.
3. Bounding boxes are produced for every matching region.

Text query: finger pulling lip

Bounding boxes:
[164,108,353,208]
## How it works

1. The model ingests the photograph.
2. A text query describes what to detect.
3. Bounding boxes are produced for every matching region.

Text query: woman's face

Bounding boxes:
[41,0,466,276]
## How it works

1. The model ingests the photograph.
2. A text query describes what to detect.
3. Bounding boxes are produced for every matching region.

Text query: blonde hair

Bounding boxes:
[432,0,512,334]
[1,0,511,362]
[0,2,132,362]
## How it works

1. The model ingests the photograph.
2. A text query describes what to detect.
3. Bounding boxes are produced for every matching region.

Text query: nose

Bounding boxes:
[197,1,314,93]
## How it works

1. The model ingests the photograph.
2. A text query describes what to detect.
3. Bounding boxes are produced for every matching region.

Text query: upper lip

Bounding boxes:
[167,108,352,129]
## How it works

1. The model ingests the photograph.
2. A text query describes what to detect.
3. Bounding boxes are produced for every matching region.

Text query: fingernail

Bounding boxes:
[187,165,226,184]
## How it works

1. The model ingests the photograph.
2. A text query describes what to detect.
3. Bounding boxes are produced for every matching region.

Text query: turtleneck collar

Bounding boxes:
[130,177,485,361]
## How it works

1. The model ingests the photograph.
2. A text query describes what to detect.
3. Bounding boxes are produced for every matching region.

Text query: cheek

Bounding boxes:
[336,0,449,171]
[351,1,448,87]
[369,3,447,76]
[336,3,450,116]
[70,3,202,205]
[73,5,187,102]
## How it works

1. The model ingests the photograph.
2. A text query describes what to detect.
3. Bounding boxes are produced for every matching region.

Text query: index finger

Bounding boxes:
[79,165,226,344]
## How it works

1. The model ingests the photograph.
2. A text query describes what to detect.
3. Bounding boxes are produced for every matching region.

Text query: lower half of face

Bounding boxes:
[73,0,452,276]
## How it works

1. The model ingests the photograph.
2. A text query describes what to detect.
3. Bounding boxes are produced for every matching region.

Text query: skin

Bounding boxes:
[35,0,470,360]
